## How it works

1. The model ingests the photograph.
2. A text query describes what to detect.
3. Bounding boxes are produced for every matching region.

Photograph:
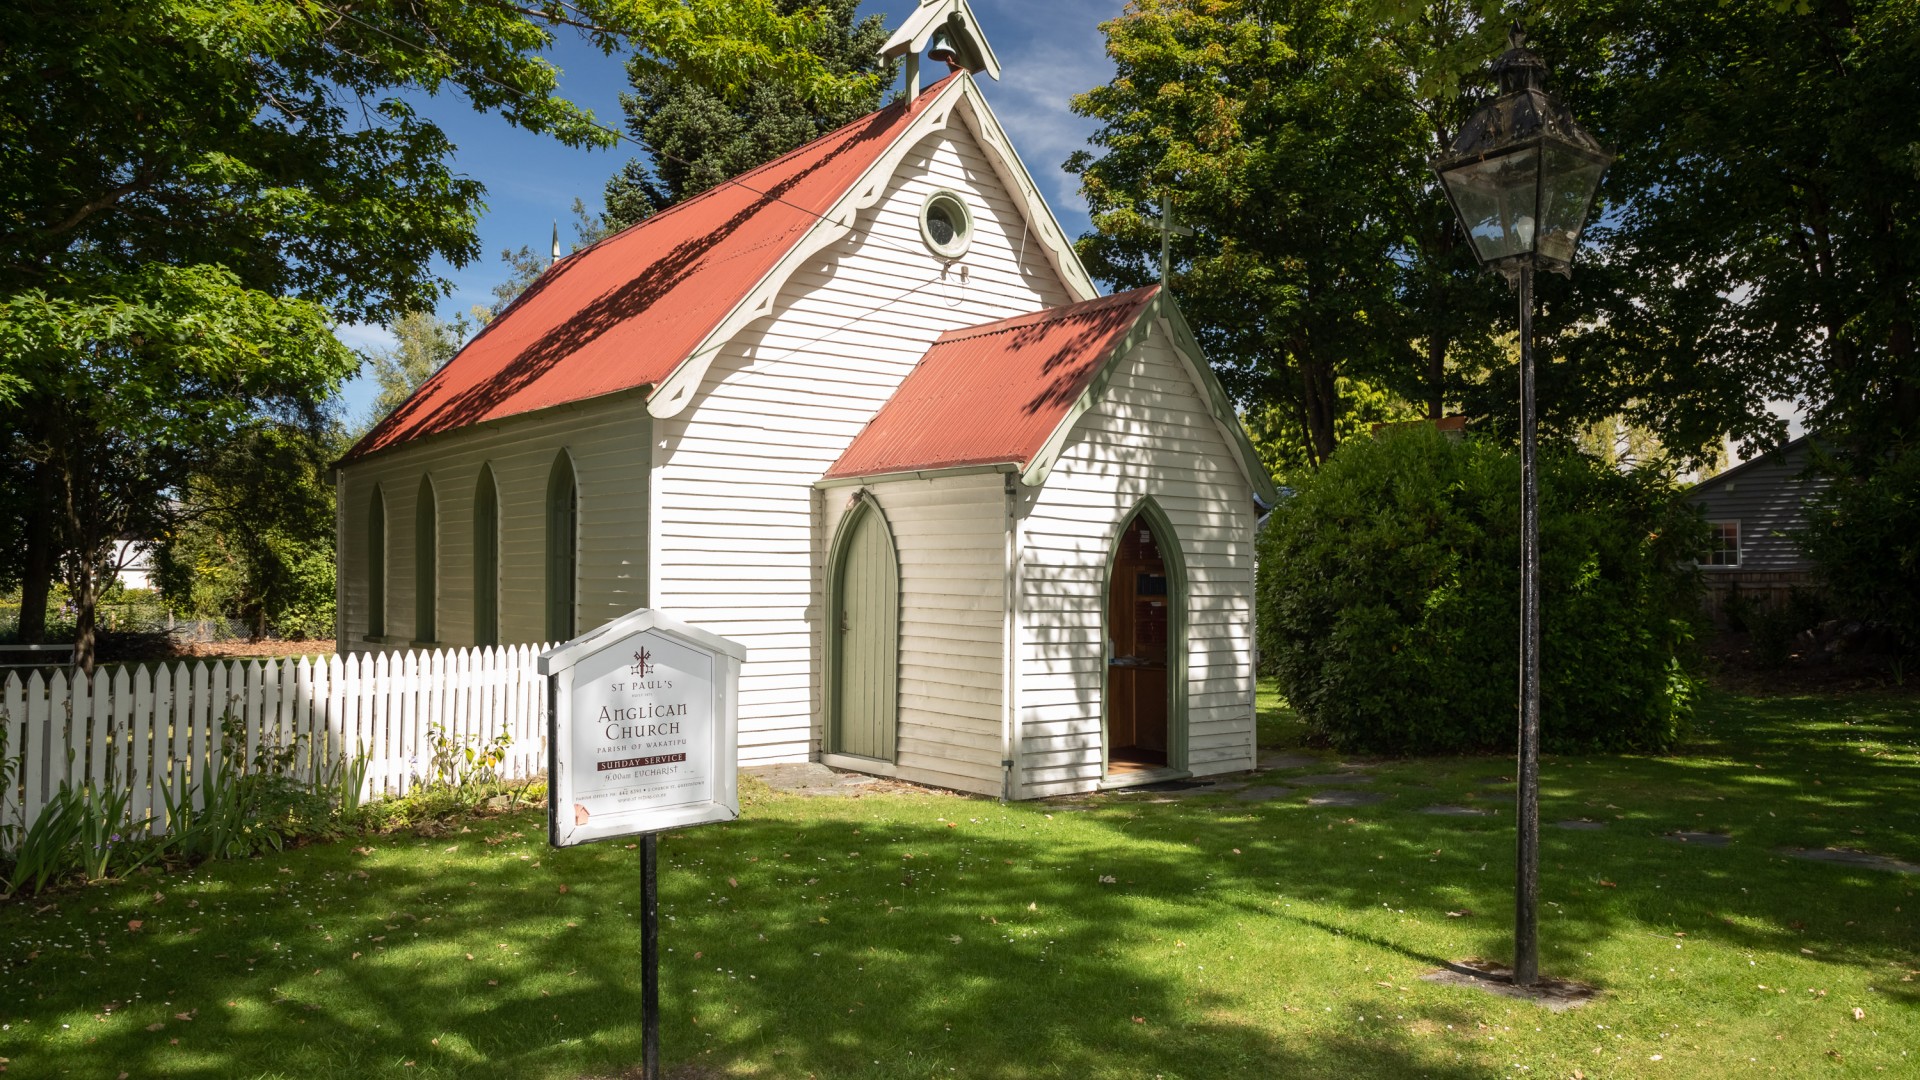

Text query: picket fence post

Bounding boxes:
[1,642,565,850]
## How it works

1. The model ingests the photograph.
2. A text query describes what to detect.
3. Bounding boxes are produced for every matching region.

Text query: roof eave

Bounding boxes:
[1015,291,1280,504]
[815,462,1018,489]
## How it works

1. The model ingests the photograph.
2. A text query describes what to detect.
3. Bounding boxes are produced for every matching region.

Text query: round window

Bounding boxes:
[919,190,973,259]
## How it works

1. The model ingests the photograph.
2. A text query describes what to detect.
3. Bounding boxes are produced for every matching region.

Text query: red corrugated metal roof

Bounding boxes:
[343,76,961,462]
[825,285,1161,480]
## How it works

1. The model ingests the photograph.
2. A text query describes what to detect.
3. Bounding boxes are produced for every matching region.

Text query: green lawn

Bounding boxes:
[2,685,1916,1079]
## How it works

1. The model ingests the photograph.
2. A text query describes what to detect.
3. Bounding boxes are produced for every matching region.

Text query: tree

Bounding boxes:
[361,310,470,431]
[1,0,875,669]
[0,266,352,665]
[601,0,894,231]
[1536,0,1920,466]
[1067,0,1511,467]
[154,418,343,640]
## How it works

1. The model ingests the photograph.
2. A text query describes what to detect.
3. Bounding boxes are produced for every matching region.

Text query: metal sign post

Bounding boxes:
[641,832,661,1080]
[540,608,746,1079]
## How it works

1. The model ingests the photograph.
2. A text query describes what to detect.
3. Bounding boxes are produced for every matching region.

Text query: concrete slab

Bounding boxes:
[1233,785,1296,802]
[743,762,881,797]
[1778,847,1920,874]
[1305,789,1387,807]
[1419,805,1494,816]
[1664,830,1732,847]
[1554,819,1607,831]
[1293,773,1376,786]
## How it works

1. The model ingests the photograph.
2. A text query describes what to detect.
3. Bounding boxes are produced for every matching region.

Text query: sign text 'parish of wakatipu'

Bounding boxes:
[540,608,746,847]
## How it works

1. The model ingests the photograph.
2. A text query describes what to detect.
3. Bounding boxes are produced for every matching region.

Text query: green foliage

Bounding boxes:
[157,714,336,863]
[601,0,894,231]
[359,310,469,430]
[1068,0,1511,463]
[1536,0,1920,466]
[1801,443,1920,655]
[1258,426,1707,754]
[3,776,160,896]
[2,0,877,670]
[153,420,341,640]
[422,723,515,791]
[1,261,355,666]
[1243,376,1422,488]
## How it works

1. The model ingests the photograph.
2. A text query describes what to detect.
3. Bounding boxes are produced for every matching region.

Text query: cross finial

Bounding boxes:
[1157,191,1193,286]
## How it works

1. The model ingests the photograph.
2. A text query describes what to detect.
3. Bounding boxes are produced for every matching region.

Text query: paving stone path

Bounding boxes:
[744,762,882,797]
[1234,785,1295,802]
[1665,830,1732,847]
[1778,847,1920,874]
[747,763,1917,877]
[1305,789,1388,807]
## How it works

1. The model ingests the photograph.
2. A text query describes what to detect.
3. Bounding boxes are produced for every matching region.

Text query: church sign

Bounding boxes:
[541,608,747,847]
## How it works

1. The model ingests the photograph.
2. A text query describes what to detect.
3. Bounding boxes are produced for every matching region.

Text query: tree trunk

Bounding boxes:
[1426,333,1449,420]
[68,559,99,676]
[1299,348,1339,465]
[17,460,55,644]
[50,412,103,676]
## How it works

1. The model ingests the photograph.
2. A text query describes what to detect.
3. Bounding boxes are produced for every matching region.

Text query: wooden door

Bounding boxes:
[1107,514,1171,769]
[832,503,898,761]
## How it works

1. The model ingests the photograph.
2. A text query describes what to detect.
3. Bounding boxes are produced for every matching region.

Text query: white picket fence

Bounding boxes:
[0,646,551,844]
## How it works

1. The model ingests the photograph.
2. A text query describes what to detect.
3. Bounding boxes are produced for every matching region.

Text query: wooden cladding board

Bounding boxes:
[650,121,1073,769]
[1684,439,1827,574]
[821,473,1007,796]
[1015,326,1257,798]
[338,394,652,652]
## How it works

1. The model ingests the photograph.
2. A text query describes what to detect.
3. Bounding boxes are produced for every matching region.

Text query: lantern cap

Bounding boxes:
[1491,23,1547,94]
[1436,23,1610,167]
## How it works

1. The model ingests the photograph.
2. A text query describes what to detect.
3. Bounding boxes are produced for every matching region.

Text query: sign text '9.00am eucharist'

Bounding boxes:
[540,609,746,847]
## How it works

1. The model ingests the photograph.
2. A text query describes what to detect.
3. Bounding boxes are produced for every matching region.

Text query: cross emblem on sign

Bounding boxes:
[629,648,652,678]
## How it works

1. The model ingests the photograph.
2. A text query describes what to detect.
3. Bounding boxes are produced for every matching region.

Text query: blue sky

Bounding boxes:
[335,1,1125,421]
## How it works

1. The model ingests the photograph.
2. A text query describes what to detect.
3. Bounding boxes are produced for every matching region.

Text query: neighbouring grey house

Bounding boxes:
[1684,434,1829,618]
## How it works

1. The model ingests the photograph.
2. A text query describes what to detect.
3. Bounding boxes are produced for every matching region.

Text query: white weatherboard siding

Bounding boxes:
[821,475,1007,796]
[651,121,1074,767]
[1015,328,1257,798]
[338,394,652,651]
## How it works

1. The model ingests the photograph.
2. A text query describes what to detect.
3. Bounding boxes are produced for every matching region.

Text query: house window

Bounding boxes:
[546,452,577,642]
[474,464,499,647]
[919,190,973,260]
[367,485,387,638]
[415,475,438,643]
[1705,520,1740,567]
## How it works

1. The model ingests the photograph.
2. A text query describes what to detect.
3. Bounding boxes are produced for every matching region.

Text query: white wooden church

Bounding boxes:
[335,1,1276,800]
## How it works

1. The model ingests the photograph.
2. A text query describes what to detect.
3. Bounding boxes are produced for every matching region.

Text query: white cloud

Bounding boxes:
[333,321,396,354]
[973,0,1122,231]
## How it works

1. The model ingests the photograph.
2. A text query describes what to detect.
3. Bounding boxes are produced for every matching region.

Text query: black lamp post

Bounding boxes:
[1431,23,1612,989]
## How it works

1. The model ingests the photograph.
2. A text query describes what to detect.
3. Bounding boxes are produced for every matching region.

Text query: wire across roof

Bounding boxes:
[344,76,961,462]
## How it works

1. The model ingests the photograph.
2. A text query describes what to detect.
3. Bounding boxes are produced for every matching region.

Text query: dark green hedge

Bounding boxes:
[1257,427,1707,755]
[1801,443,1920,657]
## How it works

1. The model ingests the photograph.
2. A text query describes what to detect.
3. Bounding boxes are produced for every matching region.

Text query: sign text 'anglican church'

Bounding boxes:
[541,609,746,847]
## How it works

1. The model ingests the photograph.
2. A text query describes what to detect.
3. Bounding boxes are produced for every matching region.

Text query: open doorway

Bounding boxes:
[1106,512,1174,777]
